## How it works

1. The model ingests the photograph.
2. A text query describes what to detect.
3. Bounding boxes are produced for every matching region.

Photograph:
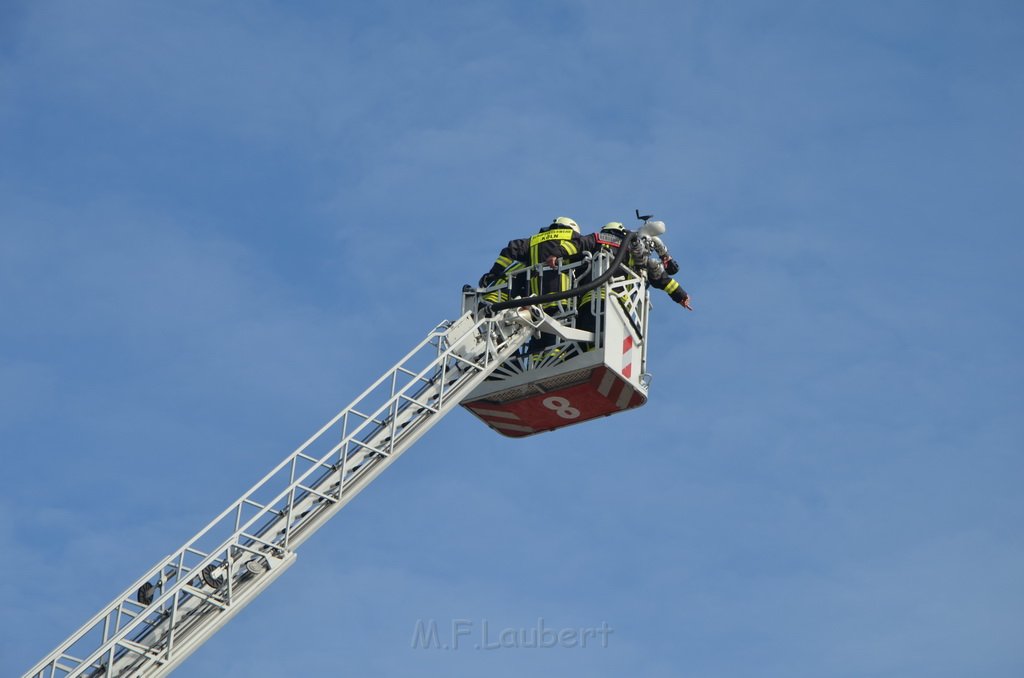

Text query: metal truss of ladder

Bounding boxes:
[26,307,538,678]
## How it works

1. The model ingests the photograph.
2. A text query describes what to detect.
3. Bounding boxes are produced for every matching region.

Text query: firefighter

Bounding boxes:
[627,222,693,310]
[576,222,692,342]
[476,217,586,360]
[527,216,581,298]
[581,221,692,309]
[477,216,582,306]
[524,217,585,355]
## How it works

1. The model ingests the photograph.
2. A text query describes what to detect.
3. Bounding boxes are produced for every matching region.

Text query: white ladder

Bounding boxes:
[26,308,538,678]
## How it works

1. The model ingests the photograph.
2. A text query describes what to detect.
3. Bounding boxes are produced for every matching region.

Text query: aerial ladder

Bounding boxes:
[26,223,662,678]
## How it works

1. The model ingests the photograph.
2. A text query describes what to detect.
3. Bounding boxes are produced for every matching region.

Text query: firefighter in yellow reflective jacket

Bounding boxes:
[477,217,582,305]
[527,216,581,299]
[526,217,583,356]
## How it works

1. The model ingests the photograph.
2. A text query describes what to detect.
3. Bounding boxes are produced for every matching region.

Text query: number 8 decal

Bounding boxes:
[542,396,580,419]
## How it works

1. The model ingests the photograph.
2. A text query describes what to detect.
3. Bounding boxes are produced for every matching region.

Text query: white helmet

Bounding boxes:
[550,216,580,234]
[638,220,666,237]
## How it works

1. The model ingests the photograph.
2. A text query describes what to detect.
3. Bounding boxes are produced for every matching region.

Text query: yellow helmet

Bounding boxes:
[550,216,580,234]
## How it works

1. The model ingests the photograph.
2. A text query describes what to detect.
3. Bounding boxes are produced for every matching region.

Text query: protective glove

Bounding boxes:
[663,257,680,275]
[479,272,498,287]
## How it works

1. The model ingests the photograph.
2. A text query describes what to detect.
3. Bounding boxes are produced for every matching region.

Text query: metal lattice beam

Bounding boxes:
[25,308,537,678]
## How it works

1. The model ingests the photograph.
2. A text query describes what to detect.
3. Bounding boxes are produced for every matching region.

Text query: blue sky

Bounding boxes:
[2,1,1022,676]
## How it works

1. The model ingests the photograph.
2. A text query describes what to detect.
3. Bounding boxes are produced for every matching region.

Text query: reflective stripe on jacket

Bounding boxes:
[528,228,578,297]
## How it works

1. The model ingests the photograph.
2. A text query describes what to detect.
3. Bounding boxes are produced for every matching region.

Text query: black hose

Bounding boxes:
[488,233,636,311]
